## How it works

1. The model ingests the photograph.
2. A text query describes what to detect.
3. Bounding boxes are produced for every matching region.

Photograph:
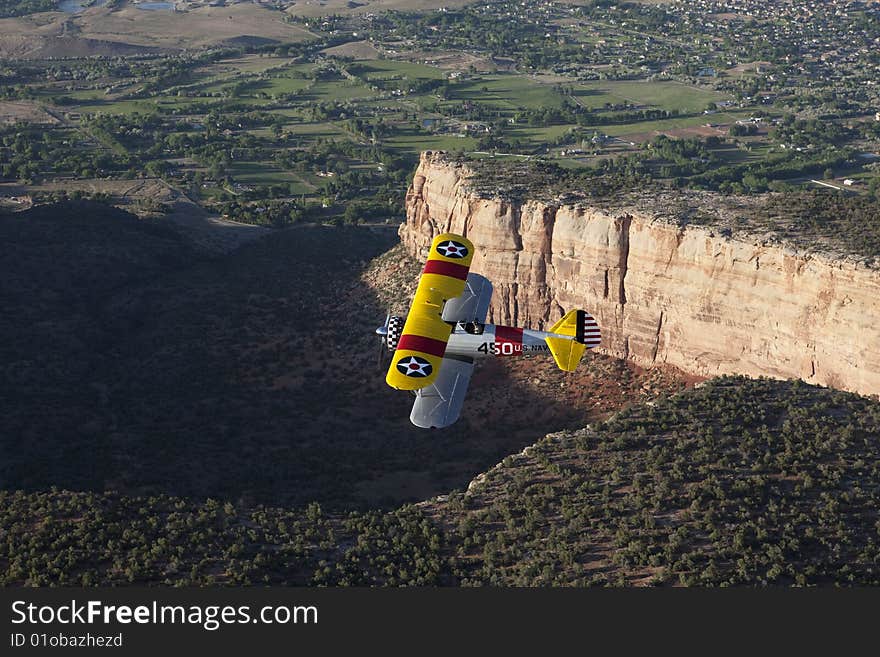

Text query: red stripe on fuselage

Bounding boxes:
[494,325,524,344]
[422,259,469,280]
[397,334,448,358]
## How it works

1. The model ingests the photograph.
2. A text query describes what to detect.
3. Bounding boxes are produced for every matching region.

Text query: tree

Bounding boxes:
[343,203,362,225]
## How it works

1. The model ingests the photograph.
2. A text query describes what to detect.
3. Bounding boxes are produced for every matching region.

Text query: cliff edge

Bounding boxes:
[400,151,880,396]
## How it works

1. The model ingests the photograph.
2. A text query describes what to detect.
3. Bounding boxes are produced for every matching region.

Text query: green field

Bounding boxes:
[596,114,721,138]
[448,75,567,111]
[214,55,293,74]
[510,124,577,145]
[73,99,164,115]
[715,141,771,165]
[353,59,447,81]
[230,162,294,183]
[385,128,477,153]
[73,93,274,115]
[263,76,312,96]
[288,121,349,139]
[574,80,730,113]
[303,79,378,102]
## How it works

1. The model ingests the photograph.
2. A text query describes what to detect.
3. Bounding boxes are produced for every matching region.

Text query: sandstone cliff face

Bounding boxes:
[401,151,880,397]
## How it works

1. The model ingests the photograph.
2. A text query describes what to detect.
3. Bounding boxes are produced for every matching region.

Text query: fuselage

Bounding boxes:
[445,322,555,359]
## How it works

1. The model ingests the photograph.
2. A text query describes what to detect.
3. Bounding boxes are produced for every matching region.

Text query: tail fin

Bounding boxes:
[545,309,601,372]
[548,309,601,348]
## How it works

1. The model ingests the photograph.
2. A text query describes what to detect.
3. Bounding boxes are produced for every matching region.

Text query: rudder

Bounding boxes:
[548,309,601,348]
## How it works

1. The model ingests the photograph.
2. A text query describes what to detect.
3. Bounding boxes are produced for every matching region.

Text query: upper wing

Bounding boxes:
[385,232,474,391]
[441,273,493,324]
[410,356,474,429]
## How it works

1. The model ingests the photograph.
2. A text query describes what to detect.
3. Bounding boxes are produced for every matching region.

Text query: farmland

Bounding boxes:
[0,49,771,225]
[1,0,878,223]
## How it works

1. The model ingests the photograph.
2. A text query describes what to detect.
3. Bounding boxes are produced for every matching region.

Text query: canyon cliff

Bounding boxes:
[400,151,880,397]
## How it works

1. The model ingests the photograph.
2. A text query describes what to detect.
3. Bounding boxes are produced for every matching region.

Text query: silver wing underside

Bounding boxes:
[441,273,492,324]
[411,273,492,429]
[410,355,474,429]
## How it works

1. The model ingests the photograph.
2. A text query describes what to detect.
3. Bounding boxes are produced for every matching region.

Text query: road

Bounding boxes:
[810,179,845,191]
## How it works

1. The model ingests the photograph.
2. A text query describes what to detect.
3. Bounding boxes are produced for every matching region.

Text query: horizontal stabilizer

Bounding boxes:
[545,336,586,372]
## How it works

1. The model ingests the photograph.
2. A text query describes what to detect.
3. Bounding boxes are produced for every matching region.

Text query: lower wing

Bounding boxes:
[409,356,474,429]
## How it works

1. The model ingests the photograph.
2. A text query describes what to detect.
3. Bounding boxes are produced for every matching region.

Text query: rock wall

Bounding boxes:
[401,151,880,396]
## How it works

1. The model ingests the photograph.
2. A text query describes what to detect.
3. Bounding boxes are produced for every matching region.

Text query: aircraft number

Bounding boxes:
[478,342,550,355]
[477,342,521,355]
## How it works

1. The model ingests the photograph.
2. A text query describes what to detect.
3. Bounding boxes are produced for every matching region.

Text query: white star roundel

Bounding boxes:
[436,240,468,259]
[396,355,433,377]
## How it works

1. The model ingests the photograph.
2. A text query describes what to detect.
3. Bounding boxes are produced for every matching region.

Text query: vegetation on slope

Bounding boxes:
[0,0,55,19]
[3,377,880,587]
[427,377,880,586]
[0,490,440,586]
[758,193,880,263]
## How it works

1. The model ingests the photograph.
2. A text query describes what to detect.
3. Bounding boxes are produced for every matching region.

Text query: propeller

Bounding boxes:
[375,310,392,370]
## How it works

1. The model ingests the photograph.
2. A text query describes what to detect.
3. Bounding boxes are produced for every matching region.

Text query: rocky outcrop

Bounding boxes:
[401,151,880,397]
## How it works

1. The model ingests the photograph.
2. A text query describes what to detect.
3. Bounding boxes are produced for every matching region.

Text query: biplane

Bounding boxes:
[377,232,601,428]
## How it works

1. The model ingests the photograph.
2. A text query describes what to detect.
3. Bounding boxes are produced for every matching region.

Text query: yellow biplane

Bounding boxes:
[377,233,601,428]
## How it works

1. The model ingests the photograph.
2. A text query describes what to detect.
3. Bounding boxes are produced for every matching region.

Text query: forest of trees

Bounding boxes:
[0,0,55,19]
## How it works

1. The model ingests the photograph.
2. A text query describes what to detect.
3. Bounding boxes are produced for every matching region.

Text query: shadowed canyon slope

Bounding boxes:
[401,152,880,396]
[0,201,689,511]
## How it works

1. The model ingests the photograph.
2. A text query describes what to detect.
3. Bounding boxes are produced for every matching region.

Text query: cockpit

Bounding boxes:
[457,321,485,335]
